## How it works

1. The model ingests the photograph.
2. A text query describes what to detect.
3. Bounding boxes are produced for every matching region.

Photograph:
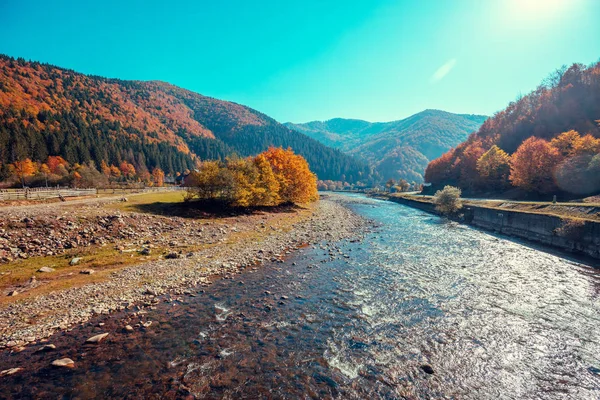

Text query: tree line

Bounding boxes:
[4,155,166,188]
[0,54,372,186]
[425,61,600,196]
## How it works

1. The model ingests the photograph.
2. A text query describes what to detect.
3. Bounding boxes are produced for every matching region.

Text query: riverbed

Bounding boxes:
[1,193,599,399]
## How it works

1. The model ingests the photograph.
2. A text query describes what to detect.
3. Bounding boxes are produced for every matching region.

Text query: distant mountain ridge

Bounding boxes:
[0,55,371,183]
[286,110,487,182]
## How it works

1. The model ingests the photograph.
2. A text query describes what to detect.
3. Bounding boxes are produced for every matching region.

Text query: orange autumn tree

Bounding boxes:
[227,157,260,207]
[119,161,136,179]
[550,130,582,158]
[476,145,511,189]
[12,158,36,188]
[46,156,69,175]
[574,134,600,155]
[263,147,318,204]
[185,148,316,207]
[152,167,165,187]
[100,160,111,177]
[253,153,280,206]
[509,137,562,193]
[110,165,121,178]
[457,140,485,189]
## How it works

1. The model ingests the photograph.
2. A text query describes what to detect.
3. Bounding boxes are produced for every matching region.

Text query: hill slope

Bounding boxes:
[0,55,371,182]
[286,110,487,182]
[425,61,600,195]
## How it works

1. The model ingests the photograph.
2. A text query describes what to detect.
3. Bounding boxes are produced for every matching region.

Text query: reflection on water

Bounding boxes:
[1,194,599,399]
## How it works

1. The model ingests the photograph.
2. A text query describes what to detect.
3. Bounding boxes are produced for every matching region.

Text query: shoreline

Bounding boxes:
[0,193,368,351]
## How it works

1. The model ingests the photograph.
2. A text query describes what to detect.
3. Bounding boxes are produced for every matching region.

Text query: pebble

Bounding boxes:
[0,368,23,376]
[125,325,134,332]
[69,257,82,266]
[79,269,95,275]
[35,344,56,352]
[37,266,55,273]
[51,358,75,368]
[85,333,109,343]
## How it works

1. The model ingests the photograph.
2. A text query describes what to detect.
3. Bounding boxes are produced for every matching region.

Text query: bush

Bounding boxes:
[185,147,317,207]
[433,185,462,215]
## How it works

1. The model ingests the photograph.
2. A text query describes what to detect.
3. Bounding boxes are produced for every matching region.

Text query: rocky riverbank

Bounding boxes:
[0,193,367,350]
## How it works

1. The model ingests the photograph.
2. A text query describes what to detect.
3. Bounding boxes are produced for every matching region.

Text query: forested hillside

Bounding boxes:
[0,55,371,186]
[286,110,487,182]
[425,61,600,196]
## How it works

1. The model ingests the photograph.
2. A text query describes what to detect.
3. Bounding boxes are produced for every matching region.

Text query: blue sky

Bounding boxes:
[1,0,599,123]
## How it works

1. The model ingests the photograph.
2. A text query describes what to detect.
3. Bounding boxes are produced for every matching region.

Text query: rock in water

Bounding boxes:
[85,332,109,343]
[38,266,55,273]
[0,367,23,376]
[52,358,75,368]
[69,257,81,266]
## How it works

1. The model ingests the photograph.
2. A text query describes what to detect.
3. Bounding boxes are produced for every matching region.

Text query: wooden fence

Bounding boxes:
[0,186,188,201]
[96,186,187,195]
[0,187,98,201]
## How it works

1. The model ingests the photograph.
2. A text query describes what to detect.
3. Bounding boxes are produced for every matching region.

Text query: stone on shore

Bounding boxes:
[37,266,55,273]
[85,332,109,343]
[125,325,134,332]
[35,344,56,353]
[69,257,82,266]
[79,269,95,275]
[0,367,23,376]
[52,358,75,368]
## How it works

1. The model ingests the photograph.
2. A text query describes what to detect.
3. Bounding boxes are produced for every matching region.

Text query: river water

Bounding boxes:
[1,194,599,399]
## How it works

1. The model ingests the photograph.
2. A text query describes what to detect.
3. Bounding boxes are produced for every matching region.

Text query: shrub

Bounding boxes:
[185,148,317,207]
[433,185,462,215]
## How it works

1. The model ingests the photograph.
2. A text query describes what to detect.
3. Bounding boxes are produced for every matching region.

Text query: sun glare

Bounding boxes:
[512,0,569,19]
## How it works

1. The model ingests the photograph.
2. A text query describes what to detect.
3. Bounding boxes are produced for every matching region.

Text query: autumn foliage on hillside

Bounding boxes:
[0,55,371,185]
[2,155,167,188]
[425,61,600,195]
[185,147,318,207]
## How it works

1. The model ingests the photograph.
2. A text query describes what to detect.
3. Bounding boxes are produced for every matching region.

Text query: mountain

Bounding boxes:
[286,110,487,182]
[0,55,371,183]
[425,61,600,194]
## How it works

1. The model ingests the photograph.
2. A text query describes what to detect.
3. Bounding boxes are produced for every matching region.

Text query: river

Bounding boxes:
[1,193,599,399]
